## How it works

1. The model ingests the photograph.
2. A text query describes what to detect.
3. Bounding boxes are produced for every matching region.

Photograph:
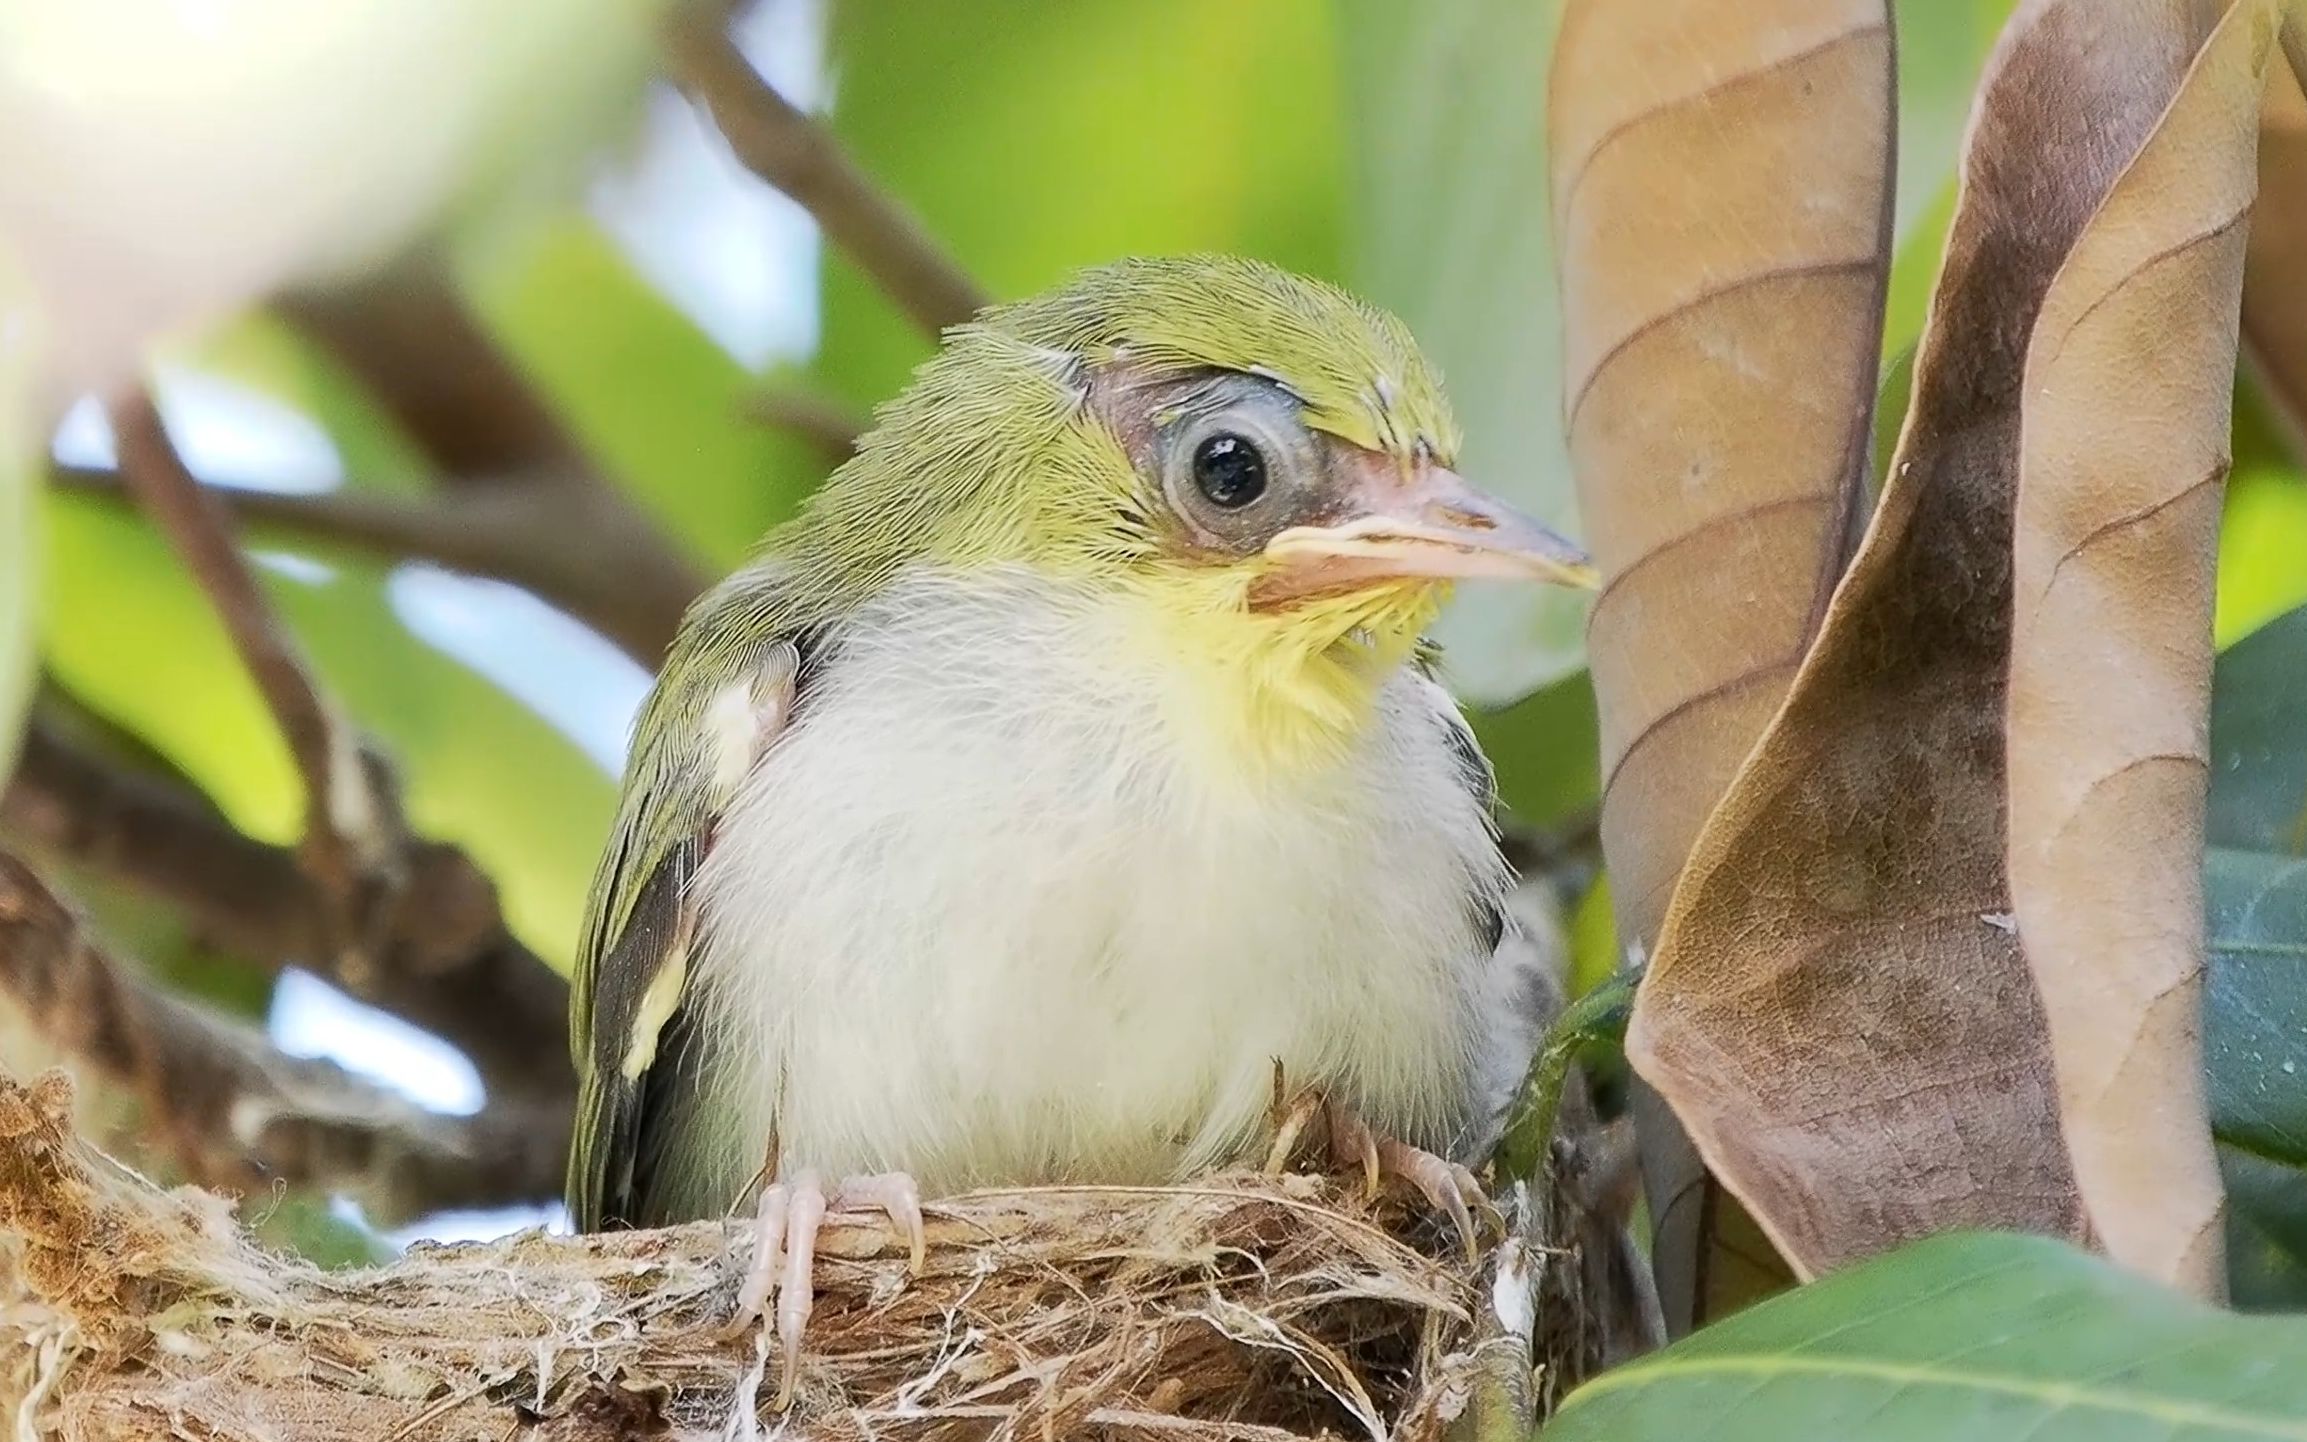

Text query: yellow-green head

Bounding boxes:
[739,254,1594,769]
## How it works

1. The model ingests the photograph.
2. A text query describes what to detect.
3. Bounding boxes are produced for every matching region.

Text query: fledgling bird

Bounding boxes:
[566,255,1595,1401]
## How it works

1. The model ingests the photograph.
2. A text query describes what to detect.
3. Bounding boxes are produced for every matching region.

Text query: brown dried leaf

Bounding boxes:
[2006,0,2276,1296]
[1629,0,2268,1284]
[2243,49,2307,446]
[1550,0,1892,1326]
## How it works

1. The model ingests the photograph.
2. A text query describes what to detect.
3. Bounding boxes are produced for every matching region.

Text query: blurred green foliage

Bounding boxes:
[9,12,2307,1305]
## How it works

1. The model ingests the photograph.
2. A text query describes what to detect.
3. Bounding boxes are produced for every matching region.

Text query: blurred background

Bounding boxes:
[0,0,2302,1265]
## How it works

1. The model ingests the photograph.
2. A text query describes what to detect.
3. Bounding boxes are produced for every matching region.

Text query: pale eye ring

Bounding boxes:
[1191,432,1268,509]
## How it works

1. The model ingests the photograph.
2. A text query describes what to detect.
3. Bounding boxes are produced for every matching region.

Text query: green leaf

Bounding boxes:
[2204,846,2307,1301]
[1548,1231,2307,1440]
[2198,604,2307,1302]
[2207,603,2307,855]
[2205,847,2307,1164]
[1335,0,1580,703]
[2224,1146,2307,1311]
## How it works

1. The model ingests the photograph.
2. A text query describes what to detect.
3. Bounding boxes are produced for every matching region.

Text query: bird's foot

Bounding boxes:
[1264,1086,1490,1259]
[721,1168,926,1409]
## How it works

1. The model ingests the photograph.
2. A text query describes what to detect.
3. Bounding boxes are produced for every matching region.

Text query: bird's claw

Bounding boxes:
[722,1168,927,1410]
[1267,1086,1491,1259]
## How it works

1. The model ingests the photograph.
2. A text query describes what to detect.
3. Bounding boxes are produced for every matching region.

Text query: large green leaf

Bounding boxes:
[2206,848,2307,1162]
[2199,605,2307,1301]
[1548,1231,2307,1439]
[2205,846,2307,1304]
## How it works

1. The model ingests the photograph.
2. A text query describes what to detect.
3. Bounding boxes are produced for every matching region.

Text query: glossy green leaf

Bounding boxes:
[1549,1231,2307,1440]
[2204,846,2307,1300]
[2195,603,2307,1302]
[2205,847,2307,1163]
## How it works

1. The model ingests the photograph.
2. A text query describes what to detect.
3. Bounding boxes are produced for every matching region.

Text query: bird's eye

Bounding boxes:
[1151,375,1318,554]
[1192,433,1268,510]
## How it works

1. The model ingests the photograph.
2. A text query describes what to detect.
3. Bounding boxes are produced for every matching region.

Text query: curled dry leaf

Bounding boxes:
[1626,0,2273,1284]
[2243,49,2307,446]
[2005,0,2277,1296]
[1550,0,1892,1325]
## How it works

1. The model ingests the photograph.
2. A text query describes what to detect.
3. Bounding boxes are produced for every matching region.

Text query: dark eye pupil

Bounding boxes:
[1192,433,1268,509]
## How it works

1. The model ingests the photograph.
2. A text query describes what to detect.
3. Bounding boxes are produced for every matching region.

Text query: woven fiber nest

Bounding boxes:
[0,1070,1622,1441]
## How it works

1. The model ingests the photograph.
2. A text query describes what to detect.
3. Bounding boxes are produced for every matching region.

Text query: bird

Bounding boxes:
[564,254,1597,1404]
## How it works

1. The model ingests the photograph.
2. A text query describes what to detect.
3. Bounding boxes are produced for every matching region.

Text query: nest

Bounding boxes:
[0,1070,1604,1441]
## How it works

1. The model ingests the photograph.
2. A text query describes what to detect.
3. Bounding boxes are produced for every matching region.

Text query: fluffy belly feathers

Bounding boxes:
[678,571,1508,1205]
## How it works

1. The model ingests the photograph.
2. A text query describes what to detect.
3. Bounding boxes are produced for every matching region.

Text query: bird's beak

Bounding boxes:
[1259,457,1599,598]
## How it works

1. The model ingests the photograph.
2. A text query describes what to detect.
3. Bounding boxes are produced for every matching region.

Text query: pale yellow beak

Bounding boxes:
[1260,460,1599,595]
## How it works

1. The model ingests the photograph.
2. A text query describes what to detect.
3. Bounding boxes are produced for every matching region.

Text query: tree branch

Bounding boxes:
[745,384,866,463]
[1,710,573,1103]
[275,258,707,665]
[49,463,696,668]
[276,258,591,483]
[667,1,988,336]
[0,854,567,1223]
[110,394,401,955]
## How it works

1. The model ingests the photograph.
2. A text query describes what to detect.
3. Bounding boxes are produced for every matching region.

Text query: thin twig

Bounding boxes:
[49,463,694,667]
[276,261,591,483]
[274,258,708,664]
[109,394,399,952]
[2,707,573,1102]
[666,1,988,335]
[0,853,569,1221]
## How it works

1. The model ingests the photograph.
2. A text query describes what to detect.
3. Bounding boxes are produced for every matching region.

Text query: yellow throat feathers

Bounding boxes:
[1116,563,1444,780]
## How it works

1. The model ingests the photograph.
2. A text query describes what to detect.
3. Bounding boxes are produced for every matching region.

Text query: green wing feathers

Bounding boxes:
[565,585,803,1230]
